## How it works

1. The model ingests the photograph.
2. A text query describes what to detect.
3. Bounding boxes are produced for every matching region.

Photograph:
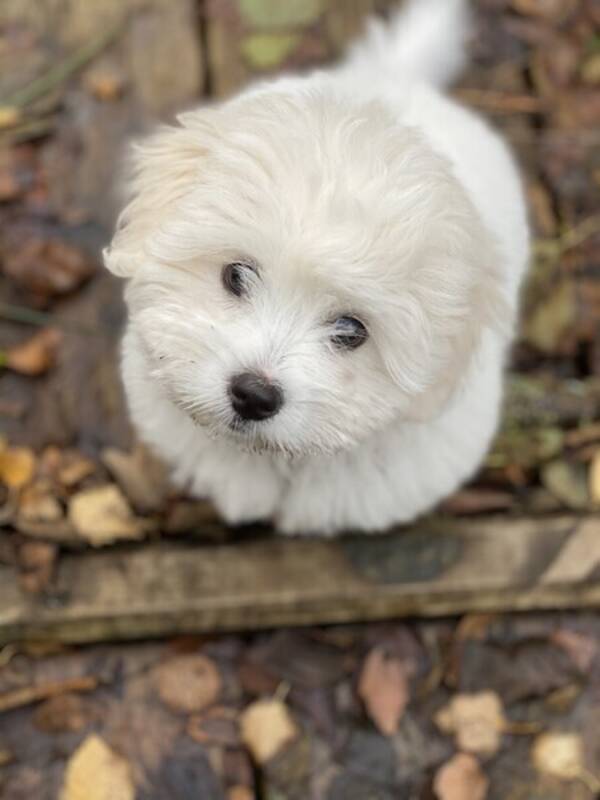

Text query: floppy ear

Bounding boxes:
[380,215,514,423]
[103,111,216,278]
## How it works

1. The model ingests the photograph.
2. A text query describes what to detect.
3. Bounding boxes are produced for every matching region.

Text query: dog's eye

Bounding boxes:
[222,262,255,297]
[331,316,368,350]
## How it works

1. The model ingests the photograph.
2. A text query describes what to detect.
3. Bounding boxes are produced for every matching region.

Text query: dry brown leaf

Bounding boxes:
[101,444,169,513]
[433,753,489,800]
[60,735,135,800]
[532,732,584,780]
[18,482,63,523]
[228,787,255,800]
[0,445,36,489]
[434,692,506,757]
[5,328,62,376]
[57,452,96,488]
[34,693,93,733]
[3,236,95,299]
[68,485,156,546]
[357,647,409,736]
[240,699,298,765]
[84,66,126,101]
[155,654,222,714]
[551,628,597,673]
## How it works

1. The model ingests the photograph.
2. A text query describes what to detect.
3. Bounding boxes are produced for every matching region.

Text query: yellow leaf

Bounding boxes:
[68,485,156,546]
[240,699,298,765]
[60,735,134,800]
[0,446,36,489]
[532,732,584,781]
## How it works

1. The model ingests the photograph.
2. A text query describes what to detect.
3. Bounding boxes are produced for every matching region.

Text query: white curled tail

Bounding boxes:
[346,0,471,88]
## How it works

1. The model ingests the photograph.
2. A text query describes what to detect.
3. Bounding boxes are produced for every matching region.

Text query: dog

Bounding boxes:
[104,0,529,536]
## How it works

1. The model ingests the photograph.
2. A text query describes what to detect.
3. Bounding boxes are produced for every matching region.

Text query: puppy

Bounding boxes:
[104,0,529,535]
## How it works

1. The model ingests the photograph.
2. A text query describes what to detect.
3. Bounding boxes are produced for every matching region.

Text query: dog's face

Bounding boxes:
[106,87,508,458]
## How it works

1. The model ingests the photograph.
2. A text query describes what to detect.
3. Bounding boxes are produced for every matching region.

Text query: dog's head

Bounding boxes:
[105,85,510,458]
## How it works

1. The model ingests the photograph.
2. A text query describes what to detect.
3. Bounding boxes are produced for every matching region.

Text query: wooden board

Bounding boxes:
[2,514,600,645]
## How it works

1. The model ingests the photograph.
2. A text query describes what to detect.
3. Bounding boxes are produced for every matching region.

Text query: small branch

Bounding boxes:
[0,304,96,335]
[0,675,98,714]
[454,88,546,115]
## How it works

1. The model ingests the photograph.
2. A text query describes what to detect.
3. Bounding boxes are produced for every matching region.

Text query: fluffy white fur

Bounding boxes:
[105,0,529,535]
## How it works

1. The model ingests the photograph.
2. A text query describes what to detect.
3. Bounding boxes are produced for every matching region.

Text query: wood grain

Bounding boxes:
[2,514,600,645]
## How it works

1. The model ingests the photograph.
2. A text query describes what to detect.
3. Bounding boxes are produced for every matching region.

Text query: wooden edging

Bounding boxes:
[1,514,600,645]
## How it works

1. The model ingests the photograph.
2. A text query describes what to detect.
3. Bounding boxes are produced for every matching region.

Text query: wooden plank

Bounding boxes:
[1,514,600,645]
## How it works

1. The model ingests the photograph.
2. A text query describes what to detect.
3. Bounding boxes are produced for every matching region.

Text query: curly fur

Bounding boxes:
[105,0,529,535]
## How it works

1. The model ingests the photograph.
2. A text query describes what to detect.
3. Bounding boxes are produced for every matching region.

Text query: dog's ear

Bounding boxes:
[379,217,514,423]
[103,112,216,278]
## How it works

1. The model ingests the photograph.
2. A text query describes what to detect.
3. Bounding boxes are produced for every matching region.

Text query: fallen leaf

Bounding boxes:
[532,732,584,780]
[510,0,576,20]
[240,699,298,765]
[57,451,96,488]
[155,654,222,714]
[357,647,409,736]
[34,693,94,733]
[228,787,255,800]
[434,692,506,757]
[0,106,21,129]
[4,328,62,376]
[433,753,489,800]
[68,485,156,546]
[0,445,36,489]
[84,66,126,101]
[18,481,63,523]
[60,735,135,800]
[0,749,13,767]
[101,444,169,513]
[3,236,95,300]
[541,460,589,510]
[187,706,240,747]
[589,451,600,507]
[551,628,597,674]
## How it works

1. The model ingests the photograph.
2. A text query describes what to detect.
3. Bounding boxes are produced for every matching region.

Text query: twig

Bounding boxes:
[0,675,98,714]
[454,88,546,115]
[0,18,125,110]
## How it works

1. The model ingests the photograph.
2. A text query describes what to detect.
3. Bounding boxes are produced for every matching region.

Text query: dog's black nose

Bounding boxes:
[230,372,283,421]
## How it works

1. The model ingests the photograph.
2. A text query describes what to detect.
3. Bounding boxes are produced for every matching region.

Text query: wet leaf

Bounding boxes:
[357,647,409,736]
[240,699,298,765]
[68,485,156,546]
[155,654,222,714]
[0,444,35,489]
[433,753,489,800]
[60,734,135,800]
[4,328,62,376]
[435,692,506,757]
[18,540,57,594]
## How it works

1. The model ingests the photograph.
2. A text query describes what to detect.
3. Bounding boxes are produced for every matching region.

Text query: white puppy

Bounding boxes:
[104,0,529,535]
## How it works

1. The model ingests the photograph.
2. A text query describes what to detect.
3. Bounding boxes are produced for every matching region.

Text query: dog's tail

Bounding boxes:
[346,0,471,88]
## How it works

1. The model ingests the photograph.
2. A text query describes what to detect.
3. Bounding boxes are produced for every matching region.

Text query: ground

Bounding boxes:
[0,0,599,798]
